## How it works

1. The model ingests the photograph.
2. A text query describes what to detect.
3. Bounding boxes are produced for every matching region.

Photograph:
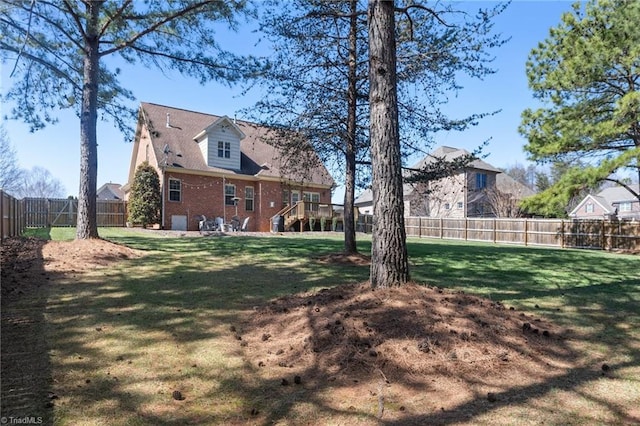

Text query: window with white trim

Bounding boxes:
[245,186,254,211]
[168,178,181,202]
[303,191,320,213]
[619,202,632,212]
[217,141,231,159]
[585,203,594,213]
[225,184,236,205]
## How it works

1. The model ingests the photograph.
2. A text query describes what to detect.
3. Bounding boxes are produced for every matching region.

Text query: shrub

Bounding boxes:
[128,162,161,228]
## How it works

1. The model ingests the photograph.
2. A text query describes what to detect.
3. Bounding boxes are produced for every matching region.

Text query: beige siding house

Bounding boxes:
[355,146,531,218]
[570,184,640,220]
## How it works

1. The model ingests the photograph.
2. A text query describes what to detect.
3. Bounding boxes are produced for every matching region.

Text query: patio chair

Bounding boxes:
[215,216,224,231]
[231,216,240,232]
[241,217,250,231]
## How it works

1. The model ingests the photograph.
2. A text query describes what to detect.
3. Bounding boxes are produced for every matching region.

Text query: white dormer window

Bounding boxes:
[218,141,231,159]
[193,116,245,171]
[619,202,632,212]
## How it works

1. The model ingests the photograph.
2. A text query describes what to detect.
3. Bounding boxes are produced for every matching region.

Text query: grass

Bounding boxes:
[22,228,640,424]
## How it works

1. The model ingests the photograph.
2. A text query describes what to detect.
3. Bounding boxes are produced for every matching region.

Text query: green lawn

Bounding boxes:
[22,228,640,424]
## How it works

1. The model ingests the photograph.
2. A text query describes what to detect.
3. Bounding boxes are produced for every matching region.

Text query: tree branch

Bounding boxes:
[99,1,222,57]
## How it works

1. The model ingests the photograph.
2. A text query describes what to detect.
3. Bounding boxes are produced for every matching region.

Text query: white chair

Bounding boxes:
[241,217,250,231]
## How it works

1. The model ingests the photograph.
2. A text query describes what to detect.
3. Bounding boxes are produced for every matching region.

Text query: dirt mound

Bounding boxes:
[316,252,371,266]
[240,282,575,420]
[42,238,142,273]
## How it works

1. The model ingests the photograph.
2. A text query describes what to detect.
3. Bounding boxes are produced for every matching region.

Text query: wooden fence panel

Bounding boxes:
[565,219,603,249]
[467,218,495,242]
[97,200,128,226]
[525,219,563,247]
[397,216,639,252]
[1,190,24,243]
[495,219,526,245]
[420,218,443,238]
[23,198,127,227]
[605,220,638,251]
[442,218,466,240]
[405,217,421,237]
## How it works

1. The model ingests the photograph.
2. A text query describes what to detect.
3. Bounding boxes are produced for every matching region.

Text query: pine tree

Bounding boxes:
[520,0,640,214]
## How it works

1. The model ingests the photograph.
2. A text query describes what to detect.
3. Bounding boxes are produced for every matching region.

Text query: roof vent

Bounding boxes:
[166,113,171,128]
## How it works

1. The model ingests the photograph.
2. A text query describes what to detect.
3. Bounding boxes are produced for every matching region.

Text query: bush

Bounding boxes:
[128,162,161,228]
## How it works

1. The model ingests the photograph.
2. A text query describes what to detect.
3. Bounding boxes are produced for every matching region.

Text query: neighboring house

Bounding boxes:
[355,146,531,218]
[97,182,124,200]
[125,102,335,231]
[570,184,640,220]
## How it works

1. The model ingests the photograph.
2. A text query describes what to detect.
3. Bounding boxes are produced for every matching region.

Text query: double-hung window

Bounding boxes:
[225,184,236,205]
[245,187,254,211]
[168,178,181,202]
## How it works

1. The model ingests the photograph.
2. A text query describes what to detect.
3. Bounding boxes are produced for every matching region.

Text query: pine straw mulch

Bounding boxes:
[239,281,579,422]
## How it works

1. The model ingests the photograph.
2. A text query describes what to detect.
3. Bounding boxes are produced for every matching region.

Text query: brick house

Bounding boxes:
[569,184,640,220]
[355,146,531,218]
[124,102,335,232]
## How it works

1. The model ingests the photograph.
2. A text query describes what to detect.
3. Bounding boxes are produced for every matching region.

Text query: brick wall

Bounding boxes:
[162,171,331,232]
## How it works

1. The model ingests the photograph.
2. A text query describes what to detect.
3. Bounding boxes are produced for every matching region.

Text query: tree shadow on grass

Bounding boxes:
[1,237,55,424]
[21,234,640,424]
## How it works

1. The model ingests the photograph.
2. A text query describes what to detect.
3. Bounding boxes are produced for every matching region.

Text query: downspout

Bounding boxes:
[223,176,226,224]
[259,181,262,232]
[161,167,166,229]
[464,170,468,218]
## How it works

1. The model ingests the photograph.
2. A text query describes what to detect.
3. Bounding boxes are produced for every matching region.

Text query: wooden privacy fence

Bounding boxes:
[357,215,640,251]
[23,198,128,227]
[1,190,25,243]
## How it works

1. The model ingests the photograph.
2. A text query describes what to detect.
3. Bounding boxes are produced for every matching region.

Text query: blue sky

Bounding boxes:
[0,1,576,201]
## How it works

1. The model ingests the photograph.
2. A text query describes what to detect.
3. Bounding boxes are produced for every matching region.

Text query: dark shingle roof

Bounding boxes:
[140,102,334,186]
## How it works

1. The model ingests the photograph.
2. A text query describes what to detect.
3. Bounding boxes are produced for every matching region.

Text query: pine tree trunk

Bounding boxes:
[75,2,101,239]
[368,0,409,288]
[343,0,359,255]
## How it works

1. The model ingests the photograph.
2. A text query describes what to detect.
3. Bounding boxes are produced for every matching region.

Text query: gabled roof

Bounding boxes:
[97,183,124,200]
[193,115,246,141]
[137,102,334,187]
[569,194,615,217]
[409,146,502,174]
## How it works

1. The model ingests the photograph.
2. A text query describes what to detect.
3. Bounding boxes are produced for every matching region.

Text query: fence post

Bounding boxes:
[561,220,565,248]
[493,218,497,243]
[524,219,528,246]
[464,218,468,241]
[439,218,443,239]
